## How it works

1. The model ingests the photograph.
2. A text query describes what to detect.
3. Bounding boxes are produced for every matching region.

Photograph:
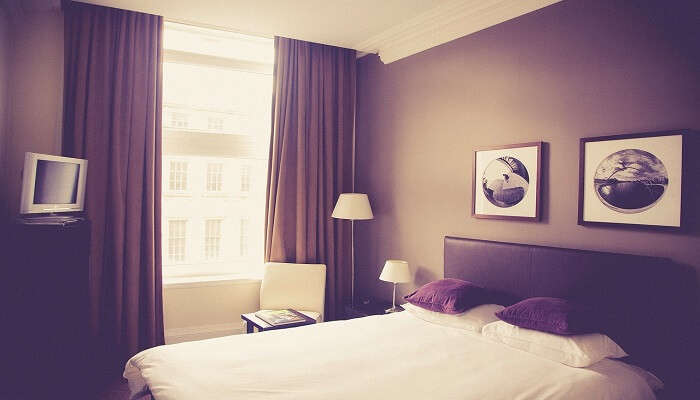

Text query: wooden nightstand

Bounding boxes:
[344,298,403,319]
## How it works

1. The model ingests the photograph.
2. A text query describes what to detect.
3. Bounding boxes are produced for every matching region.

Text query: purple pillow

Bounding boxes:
[403,278,493,314]
[496,297,598,335]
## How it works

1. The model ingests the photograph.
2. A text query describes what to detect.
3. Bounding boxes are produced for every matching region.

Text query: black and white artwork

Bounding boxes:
[579,132,684,229]
[473,142,542,221]
[594,149,668,213]
[482,157,530,208]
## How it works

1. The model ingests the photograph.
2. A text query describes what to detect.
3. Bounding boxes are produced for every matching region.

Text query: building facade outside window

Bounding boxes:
[239,218,249,257]
[204,219,222,260]
[206,163,223,192]
[170,112,189,128]
[169,161,188,192]
[161,22,272,278]
[240,165,250,193]
[168,220,187,263]
[207,116,224,131]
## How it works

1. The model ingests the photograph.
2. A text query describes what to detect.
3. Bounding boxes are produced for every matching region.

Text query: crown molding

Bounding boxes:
[353,0,561,64]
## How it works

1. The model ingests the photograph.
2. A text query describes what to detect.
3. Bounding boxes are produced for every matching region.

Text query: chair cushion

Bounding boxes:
[260,263,326,321]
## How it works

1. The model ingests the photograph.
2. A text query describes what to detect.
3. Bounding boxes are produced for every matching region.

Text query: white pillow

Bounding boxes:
[403,302,504,332]
[481,320,628,367]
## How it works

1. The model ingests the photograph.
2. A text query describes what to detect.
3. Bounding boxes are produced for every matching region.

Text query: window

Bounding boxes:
[208,116,224,131]
[169,161,188,191]
[161,22,272,278]
[206,163,223,192]
[204,219,222,260]
[240,165,250,192]
[168,220,187,262]
[170,112,189,128]
[239,218,249,256]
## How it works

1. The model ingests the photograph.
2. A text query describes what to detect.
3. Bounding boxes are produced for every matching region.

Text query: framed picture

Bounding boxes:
[578,130,686,230]
[472,142,542,221]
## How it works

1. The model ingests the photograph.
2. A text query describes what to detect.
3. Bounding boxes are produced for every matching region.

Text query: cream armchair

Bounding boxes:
[259,262,327,322]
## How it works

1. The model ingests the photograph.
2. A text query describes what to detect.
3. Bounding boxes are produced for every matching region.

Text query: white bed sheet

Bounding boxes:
[124,312,658,400]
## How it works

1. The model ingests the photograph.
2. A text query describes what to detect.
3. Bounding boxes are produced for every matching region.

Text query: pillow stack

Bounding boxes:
[403,278,497,314]
[402,278,503,332]
[494,296,599,335]
[483,296,627,368]
[401,279,629,369]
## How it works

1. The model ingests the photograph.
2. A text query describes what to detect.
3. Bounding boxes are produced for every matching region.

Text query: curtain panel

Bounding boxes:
[62,1,164,363]
[265,37,355,320]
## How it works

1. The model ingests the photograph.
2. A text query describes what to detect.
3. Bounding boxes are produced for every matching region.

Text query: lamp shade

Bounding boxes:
[379,260,411,283]
[331,193,373,220]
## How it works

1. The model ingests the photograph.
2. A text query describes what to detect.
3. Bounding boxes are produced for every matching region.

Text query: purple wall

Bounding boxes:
[355,0,700,301]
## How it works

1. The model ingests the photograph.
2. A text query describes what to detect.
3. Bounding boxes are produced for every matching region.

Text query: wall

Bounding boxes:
[1,10,64,221]
[355,0,700,302]
[163,279,261,343]
[0,9,10,221]
[0,7,262,343]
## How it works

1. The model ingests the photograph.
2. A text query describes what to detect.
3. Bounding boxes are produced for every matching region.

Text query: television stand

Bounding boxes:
[17,214,85,225]
[2,219,92,397]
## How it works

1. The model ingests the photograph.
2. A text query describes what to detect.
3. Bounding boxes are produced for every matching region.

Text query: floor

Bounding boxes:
[97,378,131,400]
[0,378,130,400]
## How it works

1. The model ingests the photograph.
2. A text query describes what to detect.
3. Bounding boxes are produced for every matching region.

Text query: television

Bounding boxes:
[19,152,88,215]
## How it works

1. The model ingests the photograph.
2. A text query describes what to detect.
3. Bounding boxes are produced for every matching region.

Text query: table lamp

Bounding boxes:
[332,193,373,307]
[379,260,411,313]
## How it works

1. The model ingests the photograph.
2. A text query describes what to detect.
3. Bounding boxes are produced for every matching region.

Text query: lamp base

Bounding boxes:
[384,306,404,314]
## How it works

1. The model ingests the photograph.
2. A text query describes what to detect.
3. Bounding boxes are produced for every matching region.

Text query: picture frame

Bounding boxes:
[578,130,687,230]
[472,142,542,221]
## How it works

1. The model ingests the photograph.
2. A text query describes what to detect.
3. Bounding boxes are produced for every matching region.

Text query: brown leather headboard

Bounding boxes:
[444,236,698,397]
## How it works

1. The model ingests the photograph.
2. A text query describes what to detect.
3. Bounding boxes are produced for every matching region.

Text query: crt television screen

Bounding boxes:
[33,160,81,204]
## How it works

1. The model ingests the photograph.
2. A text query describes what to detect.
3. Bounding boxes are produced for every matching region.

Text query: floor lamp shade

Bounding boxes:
[332,193,374,220]
[331,193,373,309]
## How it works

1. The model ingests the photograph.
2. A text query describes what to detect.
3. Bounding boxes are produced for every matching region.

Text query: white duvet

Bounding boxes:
[124,312,658,400]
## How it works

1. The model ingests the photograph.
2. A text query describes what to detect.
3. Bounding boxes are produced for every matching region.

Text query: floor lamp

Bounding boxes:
[332,193,374,307]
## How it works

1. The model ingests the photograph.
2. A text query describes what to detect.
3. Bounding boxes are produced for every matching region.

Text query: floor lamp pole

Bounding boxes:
[351,219,355,307]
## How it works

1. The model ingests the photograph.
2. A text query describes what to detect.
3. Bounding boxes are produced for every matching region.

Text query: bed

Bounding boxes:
[124,236,697,399]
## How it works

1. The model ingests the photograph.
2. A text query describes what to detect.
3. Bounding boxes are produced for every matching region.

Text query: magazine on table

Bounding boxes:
[255,309,309,326]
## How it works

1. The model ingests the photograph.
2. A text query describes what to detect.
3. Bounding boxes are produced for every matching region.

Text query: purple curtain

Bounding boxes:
[62,2,164,362]
[265,37,355,320]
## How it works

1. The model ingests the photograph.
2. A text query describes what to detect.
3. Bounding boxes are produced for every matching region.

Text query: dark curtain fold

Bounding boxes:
[265,37,355,320]
[62,2,164,363]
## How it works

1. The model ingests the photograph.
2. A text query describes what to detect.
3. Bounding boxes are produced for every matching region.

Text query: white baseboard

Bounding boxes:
[165,321,247,344]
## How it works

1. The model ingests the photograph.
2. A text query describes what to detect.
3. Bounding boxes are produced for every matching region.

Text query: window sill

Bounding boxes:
[163,274,262,289]
[164,192,192,197]
[201,192,231,198]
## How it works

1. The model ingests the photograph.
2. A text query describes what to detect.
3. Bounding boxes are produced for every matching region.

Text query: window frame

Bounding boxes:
[167,159,190,195]
[239,217,250,257]
[169,111,190,129]
[166,218,188,265]
[161,21,272,281]
[205,162,224,193]
[240,164,251,193]
[203,218,224,262]
[207,116,225,131]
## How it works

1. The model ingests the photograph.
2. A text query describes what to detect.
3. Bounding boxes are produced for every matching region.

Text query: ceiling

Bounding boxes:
[71,0,561,63]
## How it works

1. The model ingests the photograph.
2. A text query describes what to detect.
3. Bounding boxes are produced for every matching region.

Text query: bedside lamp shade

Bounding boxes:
[332,193,373,220]
[379,260,411,283]
[379,260,410,313]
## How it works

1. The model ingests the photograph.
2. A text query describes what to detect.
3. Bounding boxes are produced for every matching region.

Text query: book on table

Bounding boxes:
[254,309,309,326]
